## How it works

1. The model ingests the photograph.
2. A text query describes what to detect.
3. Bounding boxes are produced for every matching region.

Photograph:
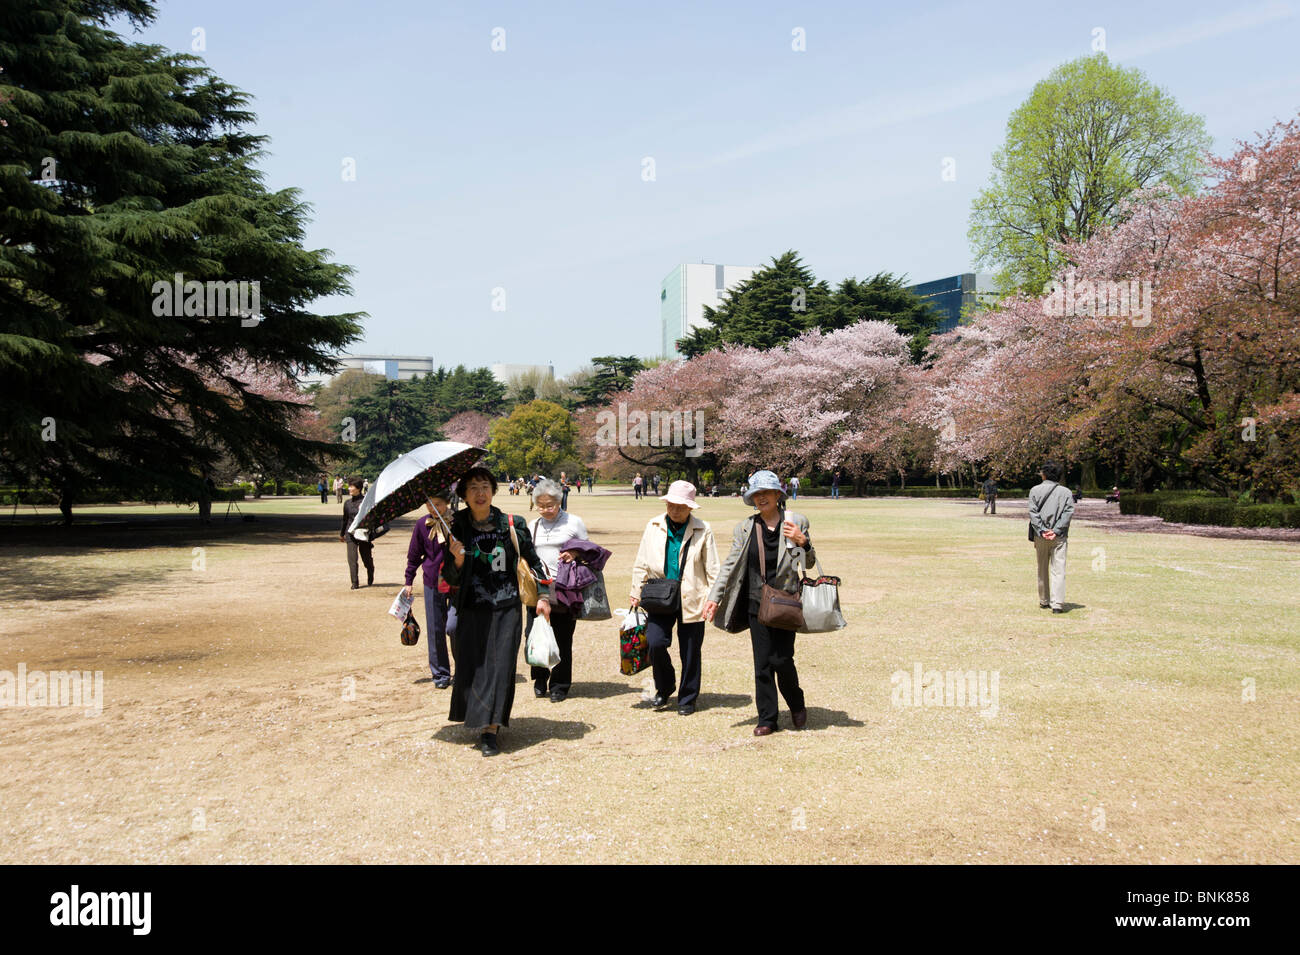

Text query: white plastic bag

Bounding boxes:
[525,614,562,669]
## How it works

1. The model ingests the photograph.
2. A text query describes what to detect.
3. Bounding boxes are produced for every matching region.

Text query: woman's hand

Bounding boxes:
[702,600,718,621]
[559,550,577,563]
[536,598,552,621]
[402,585,413,600]
[782,520,808,547]
[449,537,466,567]
[628,596,640,609]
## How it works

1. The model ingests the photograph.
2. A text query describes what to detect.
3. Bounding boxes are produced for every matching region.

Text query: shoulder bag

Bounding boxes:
[639,528,693,615]
[507,514,540,607]
[757,516,805,631]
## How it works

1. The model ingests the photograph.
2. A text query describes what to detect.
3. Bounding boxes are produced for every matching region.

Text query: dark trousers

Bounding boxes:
[424,587,452,681]
[749,613,805,729]
[645,610,704,707]
[526,607,576,691]
[346,536,374,587]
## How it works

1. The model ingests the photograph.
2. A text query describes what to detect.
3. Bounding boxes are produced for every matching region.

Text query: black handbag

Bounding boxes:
[639,529,693,615]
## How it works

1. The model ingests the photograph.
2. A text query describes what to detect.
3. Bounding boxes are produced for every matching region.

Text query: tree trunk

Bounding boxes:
[1081,456,1098,491]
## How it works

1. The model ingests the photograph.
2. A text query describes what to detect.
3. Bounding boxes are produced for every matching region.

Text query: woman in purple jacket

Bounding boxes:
[403,490,456,689]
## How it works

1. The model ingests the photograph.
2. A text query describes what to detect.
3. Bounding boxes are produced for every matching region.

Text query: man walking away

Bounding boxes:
[789,475,799,500]
[1028,462,1074,613]
[831,470,840,500]
[340,477,375,589]
[982,476,998,514]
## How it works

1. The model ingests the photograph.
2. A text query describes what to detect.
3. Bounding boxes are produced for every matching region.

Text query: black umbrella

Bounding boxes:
[346,441,485,536]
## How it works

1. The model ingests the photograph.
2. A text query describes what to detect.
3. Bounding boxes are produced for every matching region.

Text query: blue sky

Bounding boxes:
[118,0,1300,375]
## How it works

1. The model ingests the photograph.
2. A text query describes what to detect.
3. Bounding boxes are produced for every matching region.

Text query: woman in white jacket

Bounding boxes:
[629,481,719,716]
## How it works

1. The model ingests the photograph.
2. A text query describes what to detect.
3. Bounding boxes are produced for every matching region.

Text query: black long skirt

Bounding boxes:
[448,602,523,728]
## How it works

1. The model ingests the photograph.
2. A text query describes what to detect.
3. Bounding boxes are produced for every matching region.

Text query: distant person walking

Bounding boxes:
[318,477,328,504]
[1029,462,1075,614]
[831,470,841,500]
[587,474,594,493]
[340,477,374,589]
[982,477,998,514]
[634,473,644,500]
[559,471,570,511]
[789,475,799,500]
[334,476,345,503]
[650,473,660,496]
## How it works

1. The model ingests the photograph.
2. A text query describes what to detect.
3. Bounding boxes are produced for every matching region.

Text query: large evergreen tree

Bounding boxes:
[576,355,645,407]
[345,379,441,479]
[677,251,831,358]
[0,0,363,519]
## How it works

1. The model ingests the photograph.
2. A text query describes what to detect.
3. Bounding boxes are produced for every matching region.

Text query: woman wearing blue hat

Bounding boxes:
[704,469,814,736]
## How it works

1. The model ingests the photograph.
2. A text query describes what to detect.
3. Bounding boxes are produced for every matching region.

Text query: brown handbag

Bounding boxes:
[756,516,805,631]
[507,514,539,608]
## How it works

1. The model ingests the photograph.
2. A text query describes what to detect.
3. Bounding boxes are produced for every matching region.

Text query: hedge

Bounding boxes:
[1121,492,1300,528]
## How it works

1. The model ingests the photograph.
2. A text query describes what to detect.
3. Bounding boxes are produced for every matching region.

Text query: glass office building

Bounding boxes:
[905,273,997,333]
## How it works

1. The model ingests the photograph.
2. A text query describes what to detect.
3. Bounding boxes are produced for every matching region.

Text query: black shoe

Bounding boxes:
[651,693,670,710]
[1052,607,1064,614]
[534,683,548,698]
[479,732,500,757]
[351,583,359,590]
[677,704,695,716]
[366,575,374,587]
[434,677,451,690]
[550,688,567,703]
[1039,603,1050,609]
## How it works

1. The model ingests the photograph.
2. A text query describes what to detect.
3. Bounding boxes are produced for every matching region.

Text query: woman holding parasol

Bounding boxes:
[442,466,552,757]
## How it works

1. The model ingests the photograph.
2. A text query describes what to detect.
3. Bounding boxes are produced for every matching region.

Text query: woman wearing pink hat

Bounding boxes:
[629,480,720,716]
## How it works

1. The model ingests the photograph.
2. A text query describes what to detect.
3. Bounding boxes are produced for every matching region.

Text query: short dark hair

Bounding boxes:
[456,466,498,498]
[1040,462,1063,482]
[348,477,364,489]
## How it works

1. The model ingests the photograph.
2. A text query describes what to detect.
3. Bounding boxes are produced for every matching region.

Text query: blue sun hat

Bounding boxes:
[743,469,785,506]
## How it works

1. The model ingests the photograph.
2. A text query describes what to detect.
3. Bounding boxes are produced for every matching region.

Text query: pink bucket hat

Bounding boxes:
[660,480,699,509]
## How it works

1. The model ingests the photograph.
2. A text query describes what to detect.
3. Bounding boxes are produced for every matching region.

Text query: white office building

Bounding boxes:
[660,263,758,358]
[299,354,435,389]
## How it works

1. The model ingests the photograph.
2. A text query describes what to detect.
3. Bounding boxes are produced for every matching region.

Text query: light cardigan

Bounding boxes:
[629,512,720,623]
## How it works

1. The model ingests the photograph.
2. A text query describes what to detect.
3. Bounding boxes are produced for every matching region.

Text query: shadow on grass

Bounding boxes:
[431,718,594,753]
[568,681,639,700]
[730,706,866,731]
[0,511,418,603]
